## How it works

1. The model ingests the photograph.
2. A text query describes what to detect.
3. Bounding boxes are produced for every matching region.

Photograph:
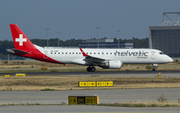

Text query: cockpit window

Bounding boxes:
[159,52,165,55]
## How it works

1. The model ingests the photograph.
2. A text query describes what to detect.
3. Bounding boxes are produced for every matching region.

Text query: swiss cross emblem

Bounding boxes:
[15,34,27,46]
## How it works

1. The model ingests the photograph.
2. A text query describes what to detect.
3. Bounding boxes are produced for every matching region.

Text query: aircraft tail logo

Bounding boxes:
[10,24,36,51]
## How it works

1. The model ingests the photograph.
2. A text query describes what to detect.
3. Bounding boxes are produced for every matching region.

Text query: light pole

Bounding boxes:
[116,30,121,48]
[117,38,119,48]
[57,31,61,47]
[96,27,100,48]
[45,28,50,48]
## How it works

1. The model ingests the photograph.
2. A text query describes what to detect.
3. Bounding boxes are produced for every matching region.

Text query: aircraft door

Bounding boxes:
[43,51,48,59]
[151,51,155,60]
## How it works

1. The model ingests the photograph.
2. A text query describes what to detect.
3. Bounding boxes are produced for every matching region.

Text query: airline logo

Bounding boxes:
[114,50,148,56]
[114,50,149,58]
[15,34,27,46]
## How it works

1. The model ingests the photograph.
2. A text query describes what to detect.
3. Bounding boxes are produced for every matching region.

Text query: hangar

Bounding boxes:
[149,12,180,57]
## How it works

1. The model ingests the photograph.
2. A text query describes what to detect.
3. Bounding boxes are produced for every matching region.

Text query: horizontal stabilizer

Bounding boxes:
[7,48,29,54]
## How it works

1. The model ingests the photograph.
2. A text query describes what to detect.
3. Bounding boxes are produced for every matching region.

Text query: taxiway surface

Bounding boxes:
[0,70,180,77]
[0,88,180,113]
[0,105,180,113]
[0,88,179,104]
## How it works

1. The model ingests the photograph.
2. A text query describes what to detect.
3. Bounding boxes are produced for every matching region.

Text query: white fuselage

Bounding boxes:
[37,47,173,65]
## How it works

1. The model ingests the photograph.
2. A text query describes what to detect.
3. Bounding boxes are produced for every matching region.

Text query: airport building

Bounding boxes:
[149,12,180,57]
[79,39,133,48]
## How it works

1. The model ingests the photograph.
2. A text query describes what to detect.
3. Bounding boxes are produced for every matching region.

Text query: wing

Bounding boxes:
[79,48,122,69]
[79,48,109,63]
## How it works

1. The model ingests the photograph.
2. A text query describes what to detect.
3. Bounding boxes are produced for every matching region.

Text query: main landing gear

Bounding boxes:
[87,66,96,72]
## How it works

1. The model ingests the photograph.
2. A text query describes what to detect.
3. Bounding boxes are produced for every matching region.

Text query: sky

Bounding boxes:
[0,0,180,41]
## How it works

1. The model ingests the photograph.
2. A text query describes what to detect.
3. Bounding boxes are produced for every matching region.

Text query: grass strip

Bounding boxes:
[0,102,66,106]
[98,102,180,107]
[1,76,180,91]
[1,102,180,107]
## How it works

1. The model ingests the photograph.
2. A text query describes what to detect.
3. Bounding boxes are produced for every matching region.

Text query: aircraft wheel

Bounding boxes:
[87,67,91,72]
[91,67,96,72]
[152,64,157,71]
[87,66,96,72]
[153,68,156,71]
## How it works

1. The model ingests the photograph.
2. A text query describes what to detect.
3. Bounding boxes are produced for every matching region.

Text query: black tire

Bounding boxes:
[87,67,91,72]
[91,67,96,72]
[87,66,96,72]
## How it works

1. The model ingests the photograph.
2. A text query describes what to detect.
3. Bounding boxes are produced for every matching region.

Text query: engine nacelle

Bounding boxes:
[102,60,122,69]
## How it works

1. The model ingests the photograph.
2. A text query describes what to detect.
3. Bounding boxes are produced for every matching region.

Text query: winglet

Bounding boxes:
[79,48,89,57]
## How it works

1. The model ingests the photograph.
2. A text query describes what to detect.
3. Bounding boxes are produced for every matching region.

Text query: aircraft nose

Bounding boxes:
[168,57,173,63]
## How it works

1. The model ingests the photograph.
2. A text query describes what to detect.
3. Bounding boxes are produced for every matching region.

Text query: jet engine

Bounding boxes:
[99,60,122,69]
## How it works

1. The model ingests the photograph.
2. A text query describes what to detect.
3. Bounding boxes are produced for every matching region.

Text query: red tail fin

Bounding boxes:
[10,24,36,51]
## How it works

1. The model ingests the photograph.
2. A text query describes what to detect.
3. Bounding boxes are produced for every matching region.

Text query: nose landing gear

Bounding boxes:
[153,68,156,71]
[87,66,96,72]
[152,64,158,71]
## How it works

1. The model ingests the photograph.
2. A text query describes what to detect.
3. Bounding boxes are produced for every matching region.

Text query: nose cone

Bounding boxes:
[169,57,173,62]
[167,56,173,63]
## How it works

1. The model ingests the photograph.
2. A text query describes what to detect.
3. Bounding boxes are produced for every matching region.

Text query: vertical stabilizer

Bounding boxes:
[10,24,36,51]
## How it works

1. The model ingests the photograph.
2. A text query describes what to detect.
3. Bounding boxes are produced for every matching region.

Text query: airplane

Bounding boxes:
[7,24,173,72]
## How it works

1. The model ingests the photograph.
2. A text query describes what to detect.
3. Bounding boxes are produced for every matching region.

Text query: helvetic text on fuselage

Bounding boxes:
[114,50,148,58]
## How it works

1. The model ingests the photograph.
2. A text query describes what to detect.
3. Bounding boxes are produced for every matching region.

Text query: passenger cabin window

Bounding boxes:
[62,52,64,54]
